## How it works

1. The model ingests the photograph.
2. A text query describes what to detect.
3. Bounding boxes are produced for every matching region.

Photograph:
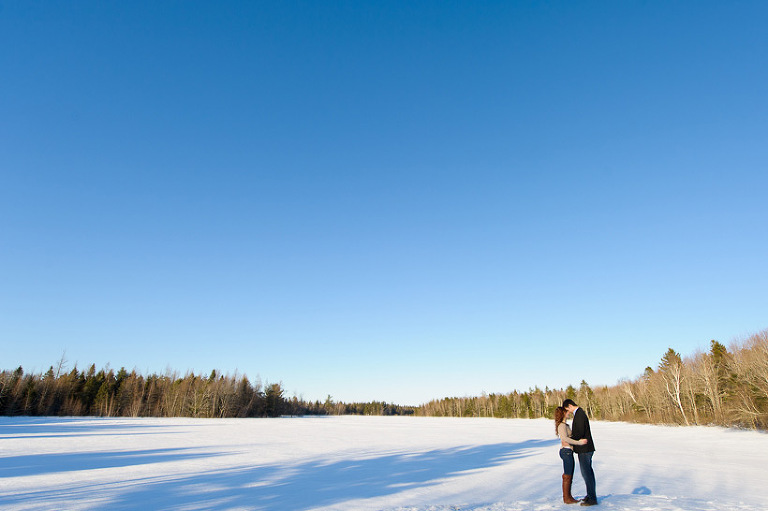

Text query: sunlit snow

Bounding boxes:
[0,416,764,510]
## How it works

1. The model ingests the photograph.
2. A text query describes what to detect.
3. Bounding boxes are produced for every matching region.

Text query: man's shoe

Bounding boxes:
[580,499,598,506]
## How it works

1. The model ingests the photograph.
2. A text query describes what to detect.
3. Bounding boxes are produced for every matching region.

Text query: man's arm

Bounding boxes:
[570,409,586,439]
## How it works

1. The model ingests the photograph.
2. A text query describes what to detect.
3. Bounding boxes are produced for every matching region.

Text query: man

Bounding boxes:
[563,399,597,506]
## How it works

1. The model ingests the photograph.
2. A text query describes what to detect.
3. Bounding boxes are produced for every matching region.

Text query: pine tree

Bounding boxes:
[265,383,285,417]
[659,348,689,425]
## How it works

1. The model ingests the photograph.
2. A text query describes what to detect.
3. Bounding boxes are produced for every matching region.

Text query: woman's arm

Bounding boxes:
[558,423,588,446]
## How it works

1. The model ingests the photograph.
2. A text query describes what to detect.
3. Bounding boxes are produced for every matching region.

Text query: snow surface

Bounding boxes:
[0,416,765,511]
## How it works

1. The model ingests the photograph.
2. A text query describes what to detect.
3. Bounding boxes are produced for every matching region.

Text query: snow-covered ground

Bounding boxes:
[0,416,765,511]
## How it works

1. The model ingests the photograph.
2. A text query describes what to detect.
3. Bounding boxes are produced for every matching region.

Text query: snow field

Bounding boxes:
[0,416,765,510]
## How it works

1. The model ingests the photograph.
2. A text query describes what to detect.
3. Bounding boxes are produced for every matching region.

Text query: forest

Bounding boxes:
[417,329,768,429]
[0,363,412,419]
[1,328,766,429]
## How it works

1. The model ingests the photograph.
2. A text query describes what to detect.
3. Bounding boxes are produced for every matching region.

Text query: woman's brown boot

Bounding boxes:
[563,474,578,504]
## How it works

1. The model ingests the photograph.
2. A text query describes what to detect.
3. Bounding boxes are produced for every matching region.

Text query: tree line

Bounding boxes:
[2,328,766,428]
[0,363,413,419]
[416,329,768,429]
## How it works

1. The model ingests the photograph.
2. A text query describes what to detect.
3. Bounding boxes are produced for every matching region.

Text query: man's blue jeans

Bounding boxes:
[577,451,597,501]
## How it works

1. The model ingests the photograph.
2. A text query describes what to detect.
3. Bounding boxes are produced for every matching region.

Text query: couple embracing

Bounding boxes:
[554,399,597,506]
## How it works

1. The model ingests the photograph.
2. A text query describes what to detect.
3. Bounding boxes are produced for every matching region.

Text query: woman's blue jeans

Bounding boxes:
[559,448,575,476]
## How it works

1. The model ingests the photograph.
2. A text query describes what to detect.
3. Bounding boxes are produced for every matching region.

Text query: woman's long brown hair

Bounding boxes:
[554,406,566,436]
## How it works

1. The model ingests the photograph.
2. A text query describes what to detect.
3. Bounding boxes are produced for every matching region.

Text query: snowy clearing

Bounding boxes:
[0,416,765,511]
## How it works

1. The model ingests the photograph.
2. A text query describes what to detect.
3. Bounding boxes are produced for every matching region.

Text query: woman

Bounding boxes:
[555,406,588,504]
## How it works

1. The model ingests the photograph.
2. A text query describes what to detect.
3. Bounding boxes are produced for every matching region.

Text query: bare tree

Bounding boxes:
[658,349,689,425]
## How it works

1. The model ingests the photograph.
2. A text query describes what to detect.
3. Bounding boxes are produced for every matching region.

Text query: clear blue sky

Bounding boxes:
[2,1,767,406]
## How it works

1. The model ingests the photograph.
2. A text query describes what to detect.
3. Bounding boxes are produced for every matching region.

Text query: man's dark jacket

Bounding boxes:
[571,407,596,454]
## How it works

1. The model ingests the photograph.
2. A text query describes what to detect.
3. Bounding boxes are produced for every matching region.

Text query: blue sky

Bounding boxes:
[2,1,767,405]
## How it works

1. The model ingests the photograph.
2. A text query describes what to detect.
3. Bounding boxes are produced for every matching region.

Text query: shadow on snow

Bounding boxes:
[0,416,178,440]
[0,448,227,478]
[104,439,556,510]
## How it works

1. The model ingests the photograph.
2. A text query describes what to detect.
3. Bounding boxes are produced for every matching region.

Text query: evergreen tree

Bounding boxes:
[265,383,285,417]
[658,348,689,425]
